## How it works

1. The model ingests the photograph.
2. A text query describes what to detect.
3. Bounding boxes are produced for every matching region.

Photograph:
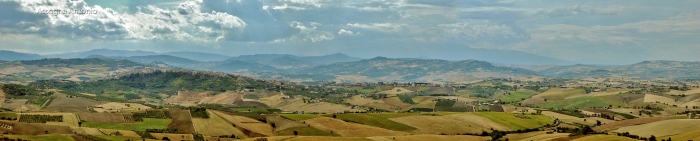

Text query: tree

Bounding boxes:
[544,98,548,102]
[596,120,602,126]
[162,137,170,141]
[270,122,276,129]
[293,130,298,136]
[332,114,337,119]
[649,135,656,141]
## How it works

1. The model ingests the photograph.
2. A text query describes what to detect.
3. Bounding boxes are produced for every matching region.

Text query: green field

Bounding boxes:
[83,118,171,131]
[324,114,417,131]
[280,114,321,121]
[500,91,535,103]
[2,134,74,141]
[540,96,625,109]
[0,112,17,119]
[474,112,554,130]
[277,126,336,136]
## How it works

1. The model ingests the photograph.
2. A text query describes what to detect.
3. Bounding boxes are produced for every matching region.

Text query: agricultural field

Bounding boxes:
[389,114,509,134]
[302,117,409,137]
[277,126,336,136]
[212,110,274,136]
[541,111,615,126]
[70,127,104,135]
[473,112,554,130]
[77,113,132,123]
[191,110,247,137]
[592,117,664,132]
[571,135,638,141]
[167,109,196,134]
[0,134,75,141]
[82,118,171,131]
[664,129,700,141]
[613,119,700,137]
[98,129,141,137]
[277,101,359,113]
[93,102,151,113]
[323,114,417,131]
[150,133,195,141]
[266,116,307,131]
[522,88,585,105]
[540,96,626,109]
[280,114,321,121]
[42,94,103,112]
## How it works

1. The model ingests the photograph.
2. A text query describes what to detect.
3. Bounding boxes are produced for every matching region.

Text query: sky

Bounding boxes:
[0,0,698,64]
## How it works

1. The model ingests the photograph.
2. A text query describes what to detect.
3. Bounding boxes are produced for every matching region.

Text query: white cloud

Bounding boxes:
[337,29,361,36]
[347,23,406,32]
[271,21,333,43]
[3,0,245,43]
[531,4,625,17]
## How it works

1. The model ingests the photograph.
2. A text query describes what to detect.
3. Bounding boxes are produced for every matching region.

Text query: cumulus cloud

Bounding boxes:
[337,29,361,36]
[0,0,246,43]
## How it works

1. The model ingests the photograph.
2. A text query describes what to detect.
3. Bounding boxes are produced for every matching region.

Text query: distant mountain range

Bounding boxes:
[3,49,700,82]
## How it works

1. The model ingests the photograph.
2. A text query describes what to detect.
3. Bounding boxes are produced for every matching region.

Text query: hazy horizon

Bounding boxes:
[1,0,699,65]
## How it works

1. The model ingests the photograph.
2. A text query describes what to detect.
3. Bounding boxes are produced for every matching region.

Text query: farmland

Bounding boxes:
[277,126,336,136]
[613,119,700,137]
[191,110,247,137]
[389,114,507,134]
[473,112,553,130]
[323,114,416,131]
[302,117,408,137]
[82,118,171,131]
[280,114,321,121]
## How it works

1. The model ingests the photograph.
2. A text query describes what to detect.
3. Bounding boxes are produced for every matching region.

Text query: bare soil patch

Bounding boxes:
[167,108,196,134]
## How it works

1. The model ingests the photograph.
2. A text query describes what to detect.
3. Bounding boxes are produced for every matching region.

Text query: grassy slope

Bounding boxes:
[323,114,417,131]
[474,112,553,130]
[82,118,171,131]
[500,91,535,103]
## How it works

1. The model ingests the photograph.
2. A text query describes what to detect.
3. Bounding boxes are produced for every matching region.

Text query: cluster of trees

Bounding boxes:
[145,128,180,133]
[18,115,62,123]
[616,132,667,141]
[123,115,143,122]
[397,94,416,104]
[669,86,690,91]
[188,107,209,118]
[1,84,46,96]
